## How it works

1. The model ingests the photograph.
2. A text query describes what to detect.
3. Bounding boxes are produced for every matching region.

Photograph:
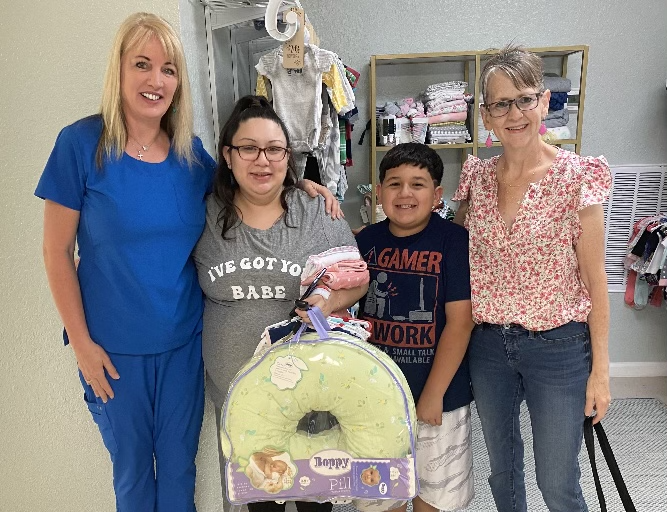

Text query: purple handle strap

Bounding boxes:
[306,306,331,339]
[289,307,331,343]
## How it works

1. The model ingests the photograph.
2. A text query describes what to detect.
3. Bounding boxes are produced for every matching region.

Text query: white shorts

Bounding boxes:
[355,405,474,512]
[416,405,474,511]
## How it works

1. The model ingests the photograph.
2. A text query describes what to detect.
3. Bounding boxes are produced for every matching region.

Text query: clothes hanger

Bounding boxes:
[264,0,302,42]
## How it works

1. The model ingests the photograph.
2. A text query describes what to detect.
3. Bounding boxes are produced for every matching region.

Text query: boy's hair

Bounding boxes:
[378,143,443,184]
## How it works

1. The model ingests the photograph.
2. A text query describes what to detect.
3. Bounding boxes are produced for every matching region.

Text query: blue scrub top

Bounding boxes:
[35,115,216,354]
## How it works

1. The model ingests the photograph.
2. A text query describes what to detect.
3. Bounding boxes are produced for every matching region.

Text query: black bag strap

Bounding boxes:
[583,417,637,512]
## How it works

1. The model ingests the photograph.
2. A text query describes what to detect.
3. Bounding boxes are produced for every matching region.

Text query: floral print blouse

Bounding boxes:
[452,148,612,330]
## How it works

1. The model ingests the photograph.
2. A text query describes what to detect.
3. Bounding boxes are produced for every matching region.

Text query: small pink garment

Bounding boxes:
[427,111,468,124]
[300,247,370,296]
[301,261,369,290]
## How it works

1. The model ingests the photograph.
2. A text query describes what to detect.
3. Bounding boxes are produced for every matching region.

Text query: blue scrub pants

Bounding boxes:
[80,336,205,512]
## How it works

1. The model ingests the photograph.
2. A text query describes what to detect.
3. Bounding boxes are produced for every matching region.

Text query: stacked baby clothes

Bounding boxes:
[424,81,470,144]
[423,81,468,123]
[543,74,571,128]
[428,120,470,144]
[253,246,371,355]
[300,245,370,300]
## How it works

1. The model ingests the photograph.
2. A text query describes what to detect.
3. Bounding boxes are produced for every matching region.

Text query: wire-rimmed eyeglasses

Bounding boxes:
[483,93,543,118]
[229,145,289,162]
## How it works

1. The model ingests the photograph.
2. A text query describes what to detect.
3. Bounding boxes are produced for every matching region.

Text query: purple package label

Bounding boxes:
[226,450,417,504]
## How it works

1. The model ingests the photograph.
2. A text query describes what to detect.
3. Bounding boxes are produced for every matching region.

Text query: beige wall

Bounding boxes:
[0,1,222,510]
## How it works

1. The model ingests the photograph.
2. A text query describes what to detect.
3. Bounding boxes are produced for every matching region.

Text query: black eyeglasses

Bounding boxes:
[229,145,289,162]
[483,93,543,118]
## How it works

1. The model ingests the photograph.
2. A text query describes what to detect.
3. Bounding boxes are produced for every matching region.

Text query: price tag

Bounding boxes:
[282,8,305,69]
[270,355,308,390]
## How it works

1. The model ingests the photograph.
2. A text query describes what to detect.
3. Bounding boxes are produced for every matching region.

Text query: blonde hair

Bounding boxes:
[480,44,544,104]
[97,12,194,167]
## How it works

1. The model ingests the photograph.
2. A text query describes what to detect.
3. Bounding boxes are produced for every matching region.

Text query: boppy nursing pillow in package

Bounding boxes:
[220,308,417,505]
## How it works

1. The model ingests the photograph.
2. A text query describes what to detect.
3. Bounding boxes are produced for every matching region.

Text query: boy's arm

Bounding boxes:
[416,299,474,425]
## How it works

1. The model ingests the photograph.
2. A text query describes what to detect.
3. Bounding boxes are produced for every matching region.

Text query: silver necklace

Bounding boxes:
[129,133,160,161]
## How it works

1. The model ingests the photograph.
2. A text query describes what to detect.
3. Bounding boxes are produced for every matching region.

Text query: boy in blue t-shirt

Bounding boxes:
[356,143,475,512]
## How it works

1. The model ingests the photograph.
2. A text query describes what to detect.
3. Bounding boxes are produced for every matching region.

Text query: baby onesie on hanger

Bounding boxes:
[315,100,342,195]
[256,44,336,153]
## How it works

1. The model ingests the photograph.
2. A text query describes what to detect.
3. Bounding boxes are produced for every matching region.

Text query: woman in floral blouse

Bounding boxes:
[453,45,611,512]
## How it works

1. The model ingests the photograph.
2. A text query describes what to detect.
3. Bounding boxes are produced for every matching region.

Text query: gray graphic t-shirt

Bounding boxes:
[193,189,357,406]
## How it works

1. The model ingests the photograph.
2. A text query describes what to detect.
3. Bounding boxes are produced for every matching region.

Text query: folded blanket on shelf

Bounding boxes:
[425,98,467,108]
[429,121,466,128]
[427,111,467,124]
[429,136,468,144]
[543,74,571,93]
[541,125,572,142]
[426,103,468,116]
[549,92,568,111]
[425,81,467,95]
[545,107,569,128]
[424,92,465,103]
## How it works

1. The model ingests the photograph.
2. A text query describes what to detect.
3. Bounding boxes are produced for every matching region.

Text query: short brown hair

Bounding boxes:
[480,44,544,103]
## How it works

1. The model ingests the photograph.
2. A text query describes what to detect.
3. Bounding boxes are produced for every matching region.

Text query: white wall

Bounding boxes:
[1,1,666,511]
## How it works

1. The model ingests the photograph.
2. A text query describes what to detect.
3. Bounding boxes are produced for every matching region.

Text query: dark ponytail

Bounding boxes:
[213,95,298,239]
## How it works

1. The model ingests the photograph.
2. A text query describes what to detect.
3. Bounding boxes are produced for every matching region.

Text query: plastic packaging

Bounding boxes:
[221,308,417,506]
[410,118,428,144]
[395,117,412,144]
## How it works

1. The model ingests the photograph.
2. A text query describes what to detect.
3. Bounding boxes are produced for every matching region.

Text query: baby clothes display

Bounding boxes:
[256,44,357,199]
[424,81,471,144]
[256,45,337,153]
[376,81,473,146]
[624,214,667,309]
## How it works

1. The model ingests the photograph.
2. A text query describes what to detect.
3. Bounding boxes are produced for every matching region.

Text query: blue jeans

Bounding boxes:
[469,321,591,512]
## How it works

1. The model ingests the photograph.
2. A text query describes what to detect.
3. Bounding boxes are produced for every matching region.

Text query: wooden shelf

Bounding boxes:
[377,143,474,151]
[369,46,589,222]
[374,52,478,65]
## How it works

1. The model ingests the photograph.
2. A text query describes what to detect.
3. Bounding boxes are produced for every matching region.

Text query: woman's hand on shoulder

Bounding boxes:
[72,337,120,403]
[298,179,344,219]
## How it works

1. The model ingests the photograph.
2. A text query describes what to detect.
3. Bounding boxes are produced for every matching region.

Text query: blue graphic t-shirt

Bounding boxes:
[356,214,473,412]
